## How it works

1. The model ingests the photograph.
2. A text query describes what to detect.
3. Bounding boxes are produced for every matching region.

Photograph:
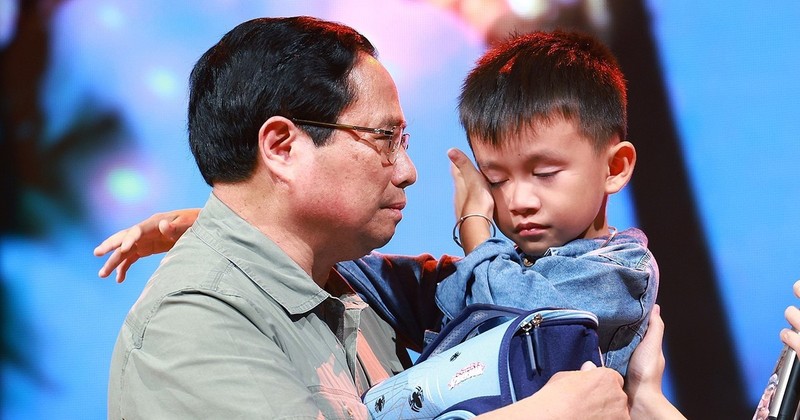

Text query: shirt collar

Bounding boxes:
[192,193,330,314]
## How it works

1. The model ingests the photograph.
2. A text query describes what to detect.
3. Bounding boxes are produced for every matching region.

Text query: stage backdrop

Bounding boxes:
[1,0,798,418]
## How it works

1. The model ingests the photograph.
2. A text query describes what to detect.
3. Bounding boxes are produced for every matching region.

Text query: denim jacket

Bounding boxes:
[337,228,657,376]
[435,228,659,375]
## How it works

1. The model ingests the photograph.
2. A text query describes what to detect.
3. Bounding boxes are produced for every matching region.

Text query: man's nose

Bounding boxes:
[392,147,417,188]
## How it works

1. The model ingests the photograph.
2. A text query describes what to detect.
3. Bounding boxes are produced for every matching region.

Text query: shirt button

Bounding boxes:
[522,256,533,267]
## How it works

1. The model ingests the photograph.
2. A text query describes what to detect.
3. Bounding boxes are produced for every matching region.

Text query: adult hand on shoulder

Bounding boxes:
[93,208,200,282]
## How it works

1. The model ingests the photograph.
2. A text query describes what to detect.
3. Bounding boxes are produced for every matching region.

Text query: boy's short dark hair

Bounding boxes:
[188,16,377,186]
[459,30,627,151]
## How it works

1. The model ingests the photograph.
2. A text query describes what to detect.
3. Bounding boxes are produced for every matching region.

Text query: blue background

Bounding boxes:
[1,0,798,418]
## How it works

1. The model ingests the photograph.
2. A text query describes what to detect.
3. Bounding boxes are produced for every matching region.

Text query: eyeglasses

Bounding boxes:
[291,118,410,164]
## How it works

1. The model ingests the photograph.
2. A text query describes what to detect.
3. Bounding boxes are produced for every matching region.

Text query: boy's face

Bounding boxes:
[472,117,612,256]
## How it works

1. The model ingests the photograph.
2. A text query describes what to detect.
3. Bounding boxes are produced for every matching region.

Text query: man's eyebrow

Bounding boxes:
[377,116,406,129]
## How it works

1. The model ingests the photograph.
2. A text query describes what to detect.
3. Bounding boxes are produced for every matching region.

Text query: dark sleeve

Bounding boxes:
[336,252,460,352]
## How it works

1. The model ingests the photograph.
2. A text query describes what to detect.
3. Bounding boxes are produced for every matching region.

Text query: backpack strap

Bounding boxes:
[418,303,526,362]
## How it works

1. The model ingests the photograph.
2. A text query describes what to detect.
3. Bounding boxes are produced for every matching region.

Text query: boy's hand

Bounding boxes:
[448,148,494,219]
[448,148,496,253]
[93,208,200,283]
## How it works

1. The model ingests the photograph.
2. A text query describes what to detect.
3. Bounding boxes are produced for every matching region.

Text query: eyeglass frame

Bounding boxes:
[290,118,409,164]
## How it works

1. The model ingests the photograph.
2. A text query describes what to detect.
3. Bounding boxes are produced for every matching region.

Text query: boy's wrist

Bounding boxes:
[459,201,493,219]
[453,214,496,252]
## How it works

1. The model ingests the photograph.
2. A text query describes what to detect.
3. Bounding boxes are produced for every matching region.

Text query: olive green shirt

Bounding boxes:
[108,194,409,419]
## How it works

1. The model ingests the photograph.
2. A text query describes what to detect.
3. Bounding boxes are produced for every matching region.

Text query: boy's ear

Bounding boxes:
[605,140,636,194]
[257,116,305,182]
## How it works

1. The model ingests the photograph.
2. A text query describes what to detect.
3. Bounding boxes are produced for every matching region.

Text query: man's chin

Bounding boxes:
[350,228,396,258]
[373,231,395,249]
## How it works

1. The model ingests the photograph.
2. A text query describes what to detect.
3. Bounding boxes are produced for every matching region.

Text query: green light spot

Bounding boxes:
[107,168,147,203]
[148,69,176,98]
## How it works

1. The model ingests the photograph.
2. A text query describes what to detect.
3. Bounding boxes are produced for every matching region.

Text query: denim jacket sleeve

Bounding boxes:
[435,228,659,375]
[336,252,460,352]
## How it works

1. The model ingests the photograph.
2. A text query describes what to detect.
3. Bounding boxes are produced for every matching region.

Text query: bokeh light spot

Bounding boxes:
[98,4,124,30]
[147,68,178,99]
[507,0,549,19]
[0,0,19,48]
[106,167,148,204]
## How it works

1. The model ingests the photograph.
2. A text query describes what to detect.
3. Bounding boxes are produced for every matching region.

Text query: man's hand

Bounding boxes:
[536,363,631,419]
[478,364,630,419]
[93,208,200,282]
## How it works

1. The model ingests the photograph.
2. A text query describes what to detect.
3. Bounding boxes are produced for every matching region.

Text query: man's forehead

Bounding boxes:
[344,54,405,128]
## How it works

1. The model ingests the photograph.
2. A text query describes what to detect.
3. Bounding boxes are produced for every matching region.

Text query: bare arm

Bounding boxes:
[93,208,199,282]
[625,304,686,420]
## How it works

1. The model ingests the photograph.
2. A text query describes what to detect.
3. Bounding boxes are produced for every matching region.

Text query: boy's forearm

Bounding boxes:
[459,216,493,254]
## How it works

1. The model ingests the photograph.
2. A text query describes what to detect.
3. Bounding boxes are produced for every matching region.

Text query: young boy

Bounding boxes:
[95,30,656,376]
[436,30,658,375]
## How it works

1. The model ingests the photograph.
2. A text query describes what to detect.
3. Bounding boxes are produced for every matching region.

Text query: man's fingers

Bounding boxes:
[581,361,597,370]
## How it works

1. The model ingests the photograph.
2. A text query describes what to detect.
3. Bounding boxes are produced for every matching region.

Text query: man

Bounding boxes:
[107,16,641,419]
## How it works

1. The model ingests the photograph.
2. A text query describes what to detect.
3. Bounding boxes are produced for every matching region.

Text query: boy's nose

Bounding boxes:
[507,182,541,214]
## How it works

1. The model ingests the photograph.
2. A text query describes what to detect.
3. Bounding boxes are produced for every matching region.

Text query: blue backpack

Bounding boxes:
[363,304,602,419]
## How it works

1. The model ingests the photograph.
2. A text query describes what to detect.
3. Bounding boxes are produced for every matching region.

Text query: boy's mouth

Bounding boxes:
[515,222,547,238]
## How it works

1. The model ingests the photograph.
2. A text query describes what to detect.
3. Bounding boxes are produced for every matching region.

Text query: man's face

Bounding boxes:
[472,117,610,256]
[296,54,417,259]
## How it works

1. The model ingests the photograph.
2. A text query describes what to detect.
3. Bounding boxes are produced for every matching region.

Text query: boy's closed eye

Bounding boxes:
[481,171,507,188]
[533,170,560,178]
[487,179,507,188]
[484,170,561,187]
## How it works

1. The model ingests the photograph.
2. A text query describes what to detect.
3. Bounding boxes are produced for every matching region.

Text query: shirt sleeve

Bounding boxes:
[114,292,330,419]
[336,253,460,352]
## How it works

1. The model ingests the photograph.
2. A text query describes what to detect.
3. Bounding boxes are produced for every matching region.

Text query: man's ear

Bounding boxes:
[257,116,304,182]
[605,140,636,194]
